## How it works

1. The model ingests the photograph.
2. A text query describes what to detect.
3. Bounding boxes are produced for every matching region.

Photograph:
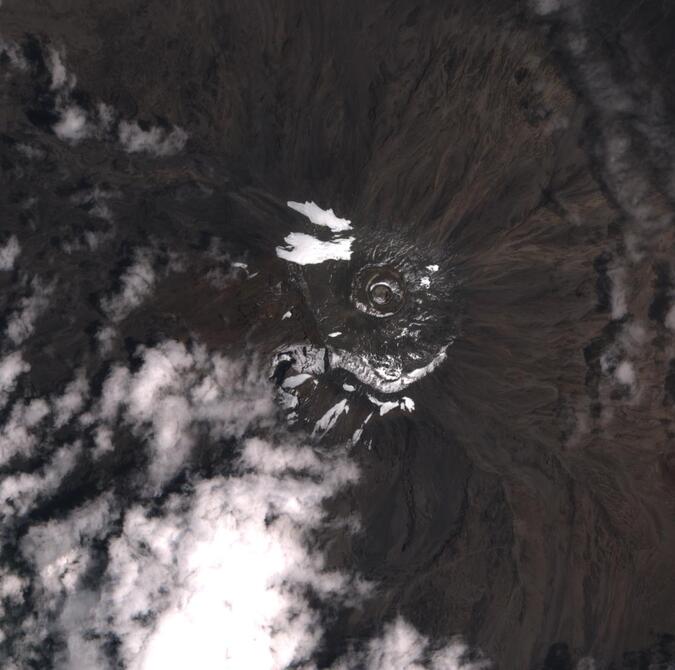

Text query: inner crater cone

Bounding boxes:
[370,282,393,305]
[351,265,405,318]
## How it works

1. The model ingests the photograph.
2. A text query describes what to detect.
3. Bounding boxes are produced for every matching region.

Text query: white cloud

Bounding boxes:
[0,351,30,407]
[118,121,188,156]
[615,360,635,387]
[52,372,88,428]
[101,250,156,322]
[86,341,276,488]
[0,38,28,70]
[596,322,646,408]
[92,425,114,456]
[23,428,368,670]
[4,278,52,345]
[0,397,49,464]
[44,48,93,143]
[87,443,361,670]
[41,47,185,154]
[53,105,91,142]
[70,186,116,223]
[16,143,45,160]
[0,572,27,622]
[0,235,20,270]
[0,443,80,517]
[95,324,116,354]
[532,0,675,267]
[17,495,117,668]
[97,102,116,131]
[608,265,628,320]
[1,340,485,669]
[666,304,675,332]
[333,616,490,670]
[0,573,27,601]
[530,0,562,14]
[21,494,115,606]
[47,47,69,90]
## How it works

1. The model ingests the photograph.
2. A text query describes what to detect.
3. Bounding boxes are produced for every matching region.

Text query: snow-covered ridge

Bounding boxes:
[331,345,449,394]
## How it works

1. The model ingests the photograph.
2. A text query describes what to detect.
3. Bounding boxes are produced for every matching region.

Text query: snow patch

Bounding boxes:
[351,412,373,446]
[287,201,352,233]
[276,233,354,265]
[281,374,313,389]
[367,395,416,416]
[312,399,349,437]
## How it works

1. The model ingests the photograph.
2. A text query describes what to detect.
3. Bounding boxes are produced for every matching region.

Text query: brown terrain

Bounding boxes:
[2,1,675,668]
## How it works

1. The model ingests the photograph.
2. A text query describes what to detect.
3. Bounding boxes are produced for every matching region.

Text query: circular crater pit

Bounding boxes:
[351,265,405,318]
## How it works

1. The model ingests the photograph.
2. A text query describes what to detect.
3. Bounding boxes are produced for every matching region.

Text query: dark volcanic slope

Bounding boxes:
[1,1,675,669]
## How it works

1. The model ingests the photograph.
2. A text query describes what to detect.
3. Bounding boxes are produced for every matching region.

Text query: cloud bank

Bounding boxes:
[0,337,486,669]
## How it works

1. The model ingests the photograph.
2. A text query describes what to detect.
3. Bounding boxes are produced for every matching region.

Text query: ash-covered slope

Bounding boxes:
[1,1,675,669]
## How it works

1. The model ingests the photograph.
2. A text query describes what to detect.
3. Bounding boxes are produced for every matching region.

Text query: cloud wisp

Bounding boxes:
[1,39,187,156]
